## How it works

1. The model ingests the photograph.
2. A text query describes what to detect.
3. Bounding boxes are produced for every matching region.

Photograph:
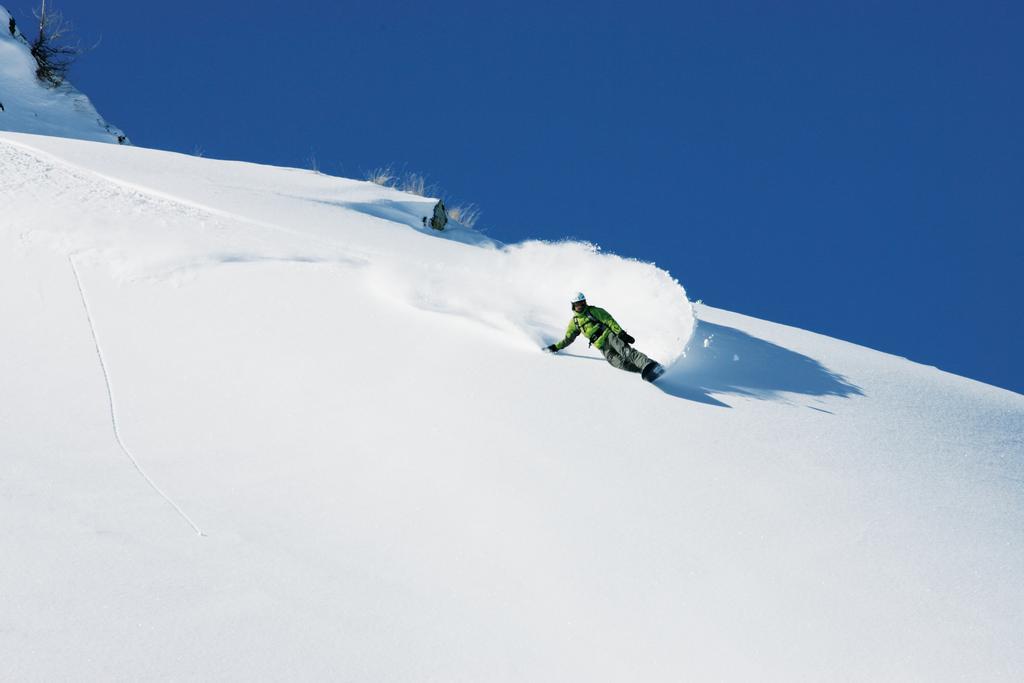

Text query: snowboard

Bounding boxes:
[641,362,665,383]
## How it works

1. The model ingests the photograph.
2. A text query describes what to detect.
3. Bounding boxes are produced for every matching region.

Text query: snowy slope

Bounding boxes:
[0,6,127,144]
[1,131,1022,681]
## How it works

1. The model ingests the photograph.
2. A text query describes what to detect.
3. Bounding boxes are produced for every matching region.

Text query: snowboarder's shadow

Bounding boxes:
[657,321,864,408]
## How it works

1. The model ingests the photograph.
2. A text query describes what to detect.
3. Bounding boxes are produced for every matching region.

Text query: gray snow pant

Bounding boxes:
[600,332,653,373]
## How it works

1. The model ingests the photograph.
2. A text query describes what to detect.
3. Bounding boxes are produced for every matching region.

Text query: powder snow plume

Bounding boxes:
[374,239,695,365]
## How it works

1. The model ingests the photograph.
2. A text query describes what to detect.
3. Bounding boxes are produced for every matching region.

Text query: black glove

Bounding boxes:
[543,344,558,353]
[618,331,636,344]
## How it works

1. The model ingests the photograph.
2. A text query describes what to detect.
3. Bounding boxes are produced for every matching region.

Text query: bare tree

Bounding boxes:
[30,1,80,86]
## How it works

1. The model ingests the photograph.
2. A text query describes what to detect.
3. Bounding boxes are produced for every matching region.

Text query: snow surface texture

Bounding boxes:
[0,6,127,144]
[1,132,693,364]
[2,131,1023,681]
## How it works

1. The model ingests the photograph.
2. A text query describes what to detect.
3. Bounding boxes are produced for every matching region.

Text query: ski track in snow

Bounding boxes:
[69,255,206,537]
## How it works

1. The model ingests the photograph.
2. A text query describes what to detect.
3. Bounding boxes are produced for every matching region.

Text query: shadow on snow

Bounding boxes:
[302,195,497,247]
[655,320,864,408]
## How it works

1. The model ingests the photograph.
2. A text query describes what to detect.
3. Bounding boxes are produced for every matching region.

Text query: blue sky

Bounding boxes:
[12,0,1023,393]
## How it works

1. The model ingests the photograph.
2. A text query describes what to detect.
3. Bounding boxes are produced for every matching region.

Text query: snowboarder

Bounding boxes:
[543,293,665,382]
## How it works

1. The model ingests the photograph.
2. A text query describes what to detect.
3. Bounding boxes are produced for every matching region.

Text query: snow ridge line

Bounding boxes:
[0,135,373,265]
[68,255,206,537]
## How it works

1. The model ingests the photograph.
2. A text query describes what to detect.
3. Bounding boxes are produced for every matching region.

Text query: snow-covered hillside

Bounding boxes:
[0,5,127,144]
[2,131,1022,681]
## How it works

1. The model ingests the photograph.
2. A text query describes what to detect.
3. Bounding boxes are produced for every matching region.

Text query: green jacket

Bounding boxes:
[554,306,623,351]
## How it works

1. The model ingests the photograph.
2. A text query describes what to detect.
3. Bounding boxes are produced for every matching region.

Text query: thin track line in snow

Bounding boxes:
[69,256,206,537]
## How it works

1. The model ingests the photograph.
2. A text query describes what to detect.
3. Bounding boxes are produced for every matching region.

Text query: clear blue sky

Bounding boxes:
[12,0,1023,393]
